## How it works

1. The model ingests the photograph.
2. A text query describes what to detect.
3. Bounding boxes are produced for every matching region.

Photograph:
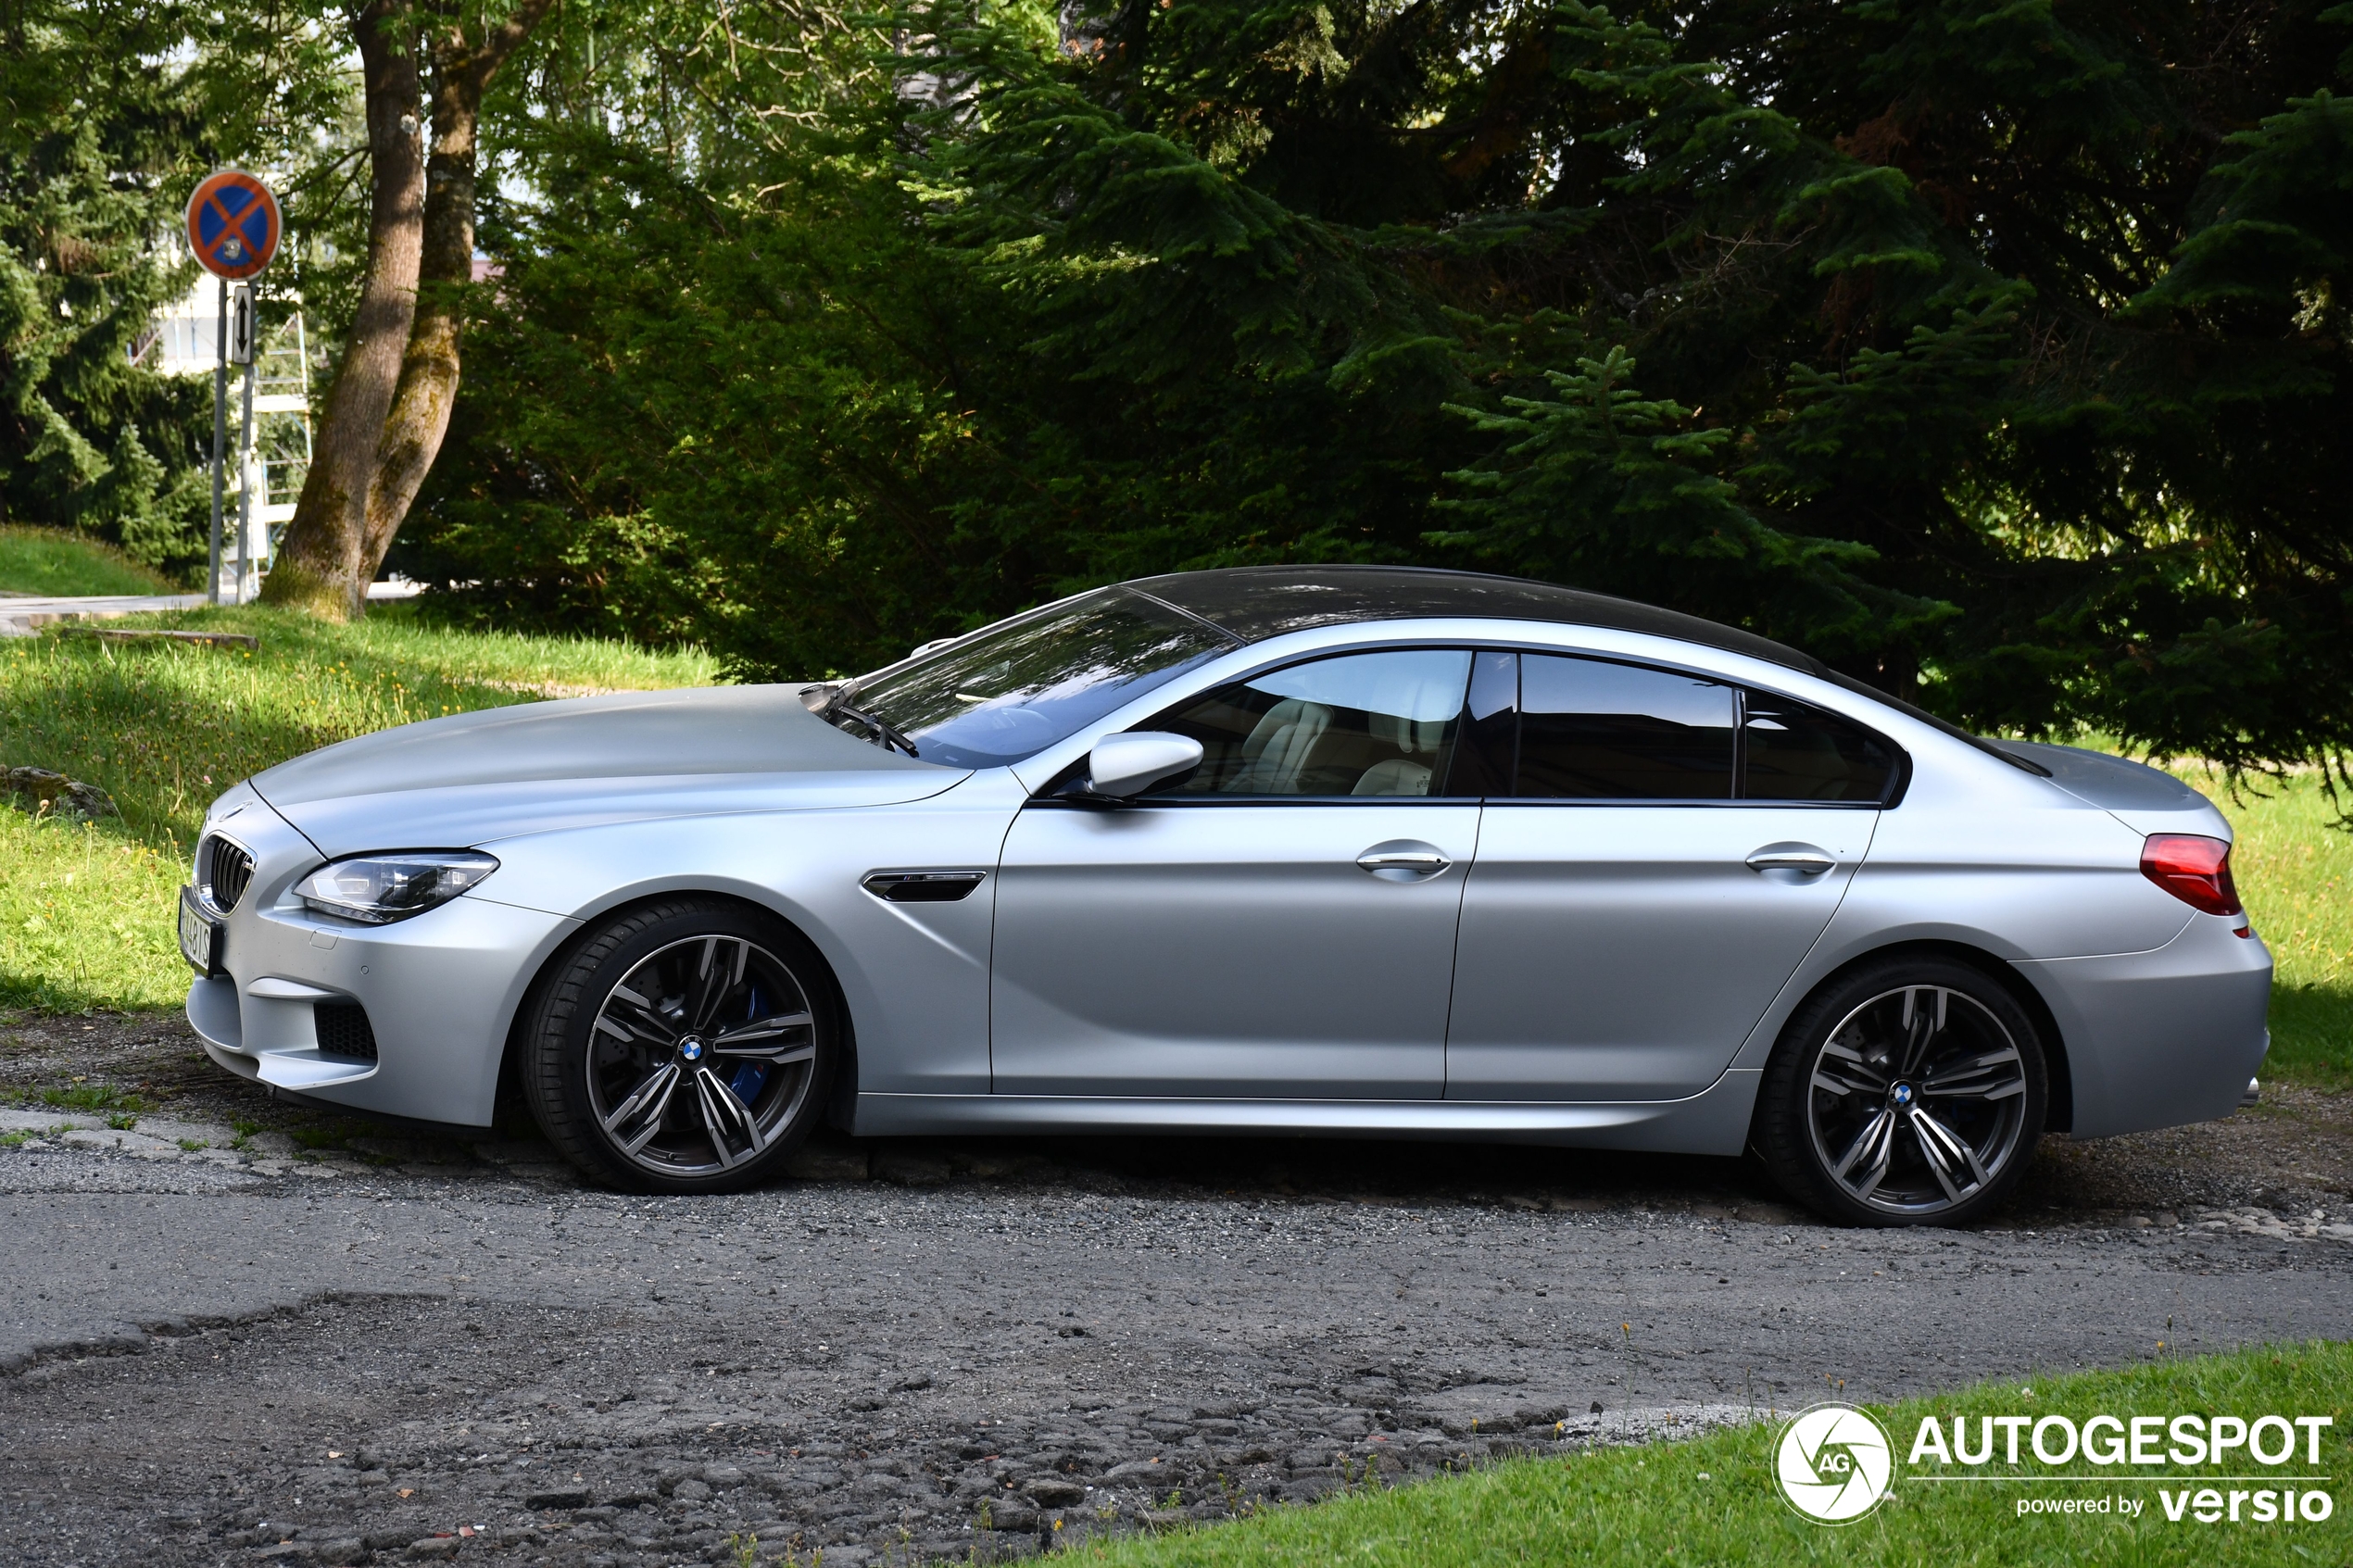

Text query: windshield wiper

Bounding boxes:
[824,690,920,758]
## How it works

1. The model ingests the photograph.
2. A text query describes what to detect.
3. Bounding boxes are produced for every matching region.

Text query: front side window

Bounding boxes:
[837,588,1235,769]
[1516,654,1738,799]
[1152,648,1474,797]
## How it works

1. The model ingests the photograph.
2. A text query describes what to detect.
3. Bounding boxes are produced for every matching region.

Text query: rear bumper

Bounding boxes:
[2017,914,2272,1139]
[186,894,577,1128]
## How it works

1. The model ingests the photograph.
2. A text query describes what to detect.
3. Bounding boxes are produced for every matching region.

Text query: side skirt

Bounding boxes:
[853,1069,1761,1156]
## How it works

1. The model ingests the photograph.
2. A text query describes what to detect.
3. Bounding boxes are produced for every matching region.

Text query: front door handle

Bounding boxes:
[1357,841,1452,881]
[1746,843,1837,875]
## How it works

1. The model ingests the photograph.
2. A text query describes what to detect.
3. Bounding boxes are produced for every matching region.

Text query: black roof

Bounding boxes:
[1127,565,1831,678]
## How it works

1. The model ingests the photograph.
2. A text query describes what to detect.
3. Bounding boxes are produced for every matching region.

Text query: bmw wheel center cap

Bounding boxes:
[1892,1083,1914,1106]
[681,1037,704,1061]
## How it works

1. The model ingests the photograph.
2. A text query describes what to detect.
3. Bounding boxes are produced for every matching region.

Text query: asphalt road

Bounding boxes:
[1,1016,2348,1567]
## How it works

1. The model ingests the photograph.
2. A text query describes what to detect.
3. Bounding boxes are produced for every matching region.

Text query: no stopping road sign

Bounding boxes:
[185,169,282,280]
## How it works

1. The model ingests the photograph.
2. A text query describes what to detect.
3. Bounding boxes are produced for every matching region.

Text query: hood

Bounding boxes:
[1991,740,2232,840]
[250,684,963,856]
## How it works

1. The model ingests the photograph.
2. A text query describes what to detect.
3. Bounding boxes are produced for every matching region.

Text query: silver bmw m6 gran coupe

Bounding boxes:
[179,567,2271,1223]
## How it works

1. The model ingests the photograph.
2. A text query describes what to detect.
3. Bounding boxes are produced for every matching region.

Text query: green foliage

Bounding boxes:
[1432,344,1907,657]
[0,524,173,596]
[380,0,2353,795]
[0,1,209,570]
[0,0,353,577]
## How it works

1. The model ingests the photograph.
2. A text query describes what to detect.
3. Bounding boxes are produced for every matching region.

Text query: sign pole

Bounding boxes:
[233,288,258,605]
[184,168,283,605]
[207,274,228,607]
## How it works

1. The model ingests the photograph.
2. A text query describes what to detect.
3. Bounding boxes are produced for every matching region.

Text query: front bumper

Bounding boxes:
[182,790,578,1126]
[187,894,576,1126]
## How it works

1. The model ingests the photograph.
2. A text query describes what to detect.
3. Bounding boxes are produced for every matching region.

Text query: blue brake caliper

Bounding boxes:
[728,983,770,1105]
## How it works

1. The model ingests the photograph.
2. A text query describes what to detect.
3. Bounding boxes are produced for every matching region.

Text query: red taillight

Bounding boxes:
[2140,834,2243,917]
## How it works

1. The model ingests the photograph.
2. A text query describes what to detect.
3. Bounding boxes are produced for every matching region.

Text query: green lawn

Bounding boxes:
[1056,1341,2350,1567]
[0,604,720,1011]
[0,524,176,596]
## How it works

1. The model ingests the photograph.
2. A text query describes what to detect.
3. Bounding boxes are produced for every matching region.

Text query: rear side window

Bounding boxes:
[1743,692,1897,802]
[1153,648,1474,797]
[1516,655,1738,799]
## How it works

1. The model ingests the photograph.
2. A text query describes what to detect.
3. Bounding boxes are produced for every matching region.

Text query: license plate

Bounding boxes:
[178,885,223,977]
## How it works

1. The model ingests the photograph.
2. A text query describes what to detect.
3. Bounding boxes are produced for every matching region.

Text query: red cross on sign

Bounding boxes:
[185,169,283,281]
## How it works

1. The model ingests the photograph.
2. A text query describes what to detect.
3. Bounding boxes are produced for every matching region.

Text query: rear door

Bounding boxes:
[1444,654,1890,1101]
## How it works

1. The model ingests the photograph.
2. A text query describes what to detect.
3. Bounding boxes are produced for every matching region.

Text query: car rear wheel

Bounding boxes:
[522,898,837,1193]
[1755,957,2047,1227]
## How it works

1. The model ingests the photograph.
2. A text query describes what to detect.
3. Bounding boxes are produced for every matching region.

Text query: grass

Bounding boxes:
[0,603,721,1010]
[0,525,175,596]
[0,1079,153,1116]
[1058,1341,2350,1568]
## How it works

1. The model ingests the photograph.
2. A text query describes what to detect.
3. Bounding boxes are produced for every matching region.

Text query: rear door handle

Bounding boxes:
[1746,843,1837,875]
[1357,841,1452,880]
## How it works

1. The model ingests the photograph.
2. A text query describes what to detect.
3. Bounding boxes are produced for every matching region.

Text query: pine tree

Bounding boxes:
[0,4,211,571]
[410,0,2353,783]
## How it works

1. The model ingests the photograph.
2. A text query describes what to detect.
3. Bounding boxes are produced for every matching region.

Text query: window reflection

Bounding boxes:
[1516,655,1736,799]
[1743,694,1896,801]
[1154,649,1474,797]
[846,589,1233,769]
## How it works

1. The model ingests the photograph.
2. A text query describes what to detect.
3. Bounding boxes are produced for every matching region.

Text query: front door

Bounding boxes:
[990,648,1481,1098]
[1444,654,1892,1100]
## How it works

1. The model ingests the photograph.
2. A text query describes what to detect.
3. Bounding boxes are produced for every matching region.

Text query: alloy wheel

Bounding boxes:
[1803,985,2031,1217]
[583,935,818,1177]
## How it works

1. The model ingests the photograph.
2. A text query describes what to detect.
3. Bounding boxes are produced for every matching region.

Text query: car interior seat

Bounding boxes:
[1227,698,1333,793]
[1351,709,1443,796]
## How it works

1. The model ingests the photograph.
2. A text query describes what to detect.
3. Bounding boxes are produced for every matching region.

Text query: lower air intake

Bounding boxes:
[313,1002,379,1061]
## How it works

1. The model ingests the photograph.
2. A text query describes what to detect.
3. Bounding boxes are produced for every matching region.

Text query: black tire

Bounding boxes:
[522,897,838,1194]
[1755,956,2047,1227]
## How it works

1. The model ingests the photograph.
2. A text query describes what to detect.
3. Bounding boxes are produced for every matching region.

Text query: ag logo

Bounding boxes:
[1774,1402,1894,1524]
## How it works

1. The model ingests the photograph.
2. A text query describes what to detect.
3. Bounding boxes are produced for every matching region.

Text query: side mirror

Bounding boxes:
[1084,732,1203,799]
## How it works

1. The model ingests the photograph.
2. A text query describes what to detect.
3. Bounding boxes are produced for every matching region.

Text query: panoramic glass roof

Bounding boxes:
[1126,566,1830,678]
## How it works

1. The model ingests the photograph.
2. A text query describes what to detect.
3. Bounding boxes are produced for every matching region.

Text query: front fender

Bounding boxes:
[466,771,1030,1096]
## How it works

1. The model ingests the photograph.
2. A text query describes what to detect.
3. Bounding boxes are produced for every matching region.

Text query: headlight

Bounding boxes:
[295,852,499,924]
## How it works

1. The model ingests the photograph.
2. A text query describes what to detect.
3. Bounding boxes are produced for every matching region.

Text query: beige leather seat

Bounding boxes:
[1349,709,1442,795]
[1227,699,1332,793]
[1352,758,1432,796]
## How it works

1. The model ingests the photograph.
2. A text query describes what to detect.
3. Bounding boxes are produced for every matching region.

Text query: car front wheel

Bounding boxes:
[1755,957,2047,1226]
[522,898,837,1193]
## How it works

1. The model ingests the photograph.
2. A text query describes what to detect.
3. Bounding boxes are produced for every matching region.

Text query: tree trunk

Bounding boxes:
[258,0,423,620]
[359,0,558,588]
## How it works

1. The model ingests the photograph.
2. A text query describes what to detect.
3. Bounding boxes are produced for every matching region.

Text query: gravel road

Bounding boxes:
[1,1013,2348,1567]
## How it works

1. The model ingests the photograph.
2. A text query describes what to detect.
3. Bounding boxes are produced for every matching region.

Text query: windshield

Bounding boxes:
[836,588,1237,769]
